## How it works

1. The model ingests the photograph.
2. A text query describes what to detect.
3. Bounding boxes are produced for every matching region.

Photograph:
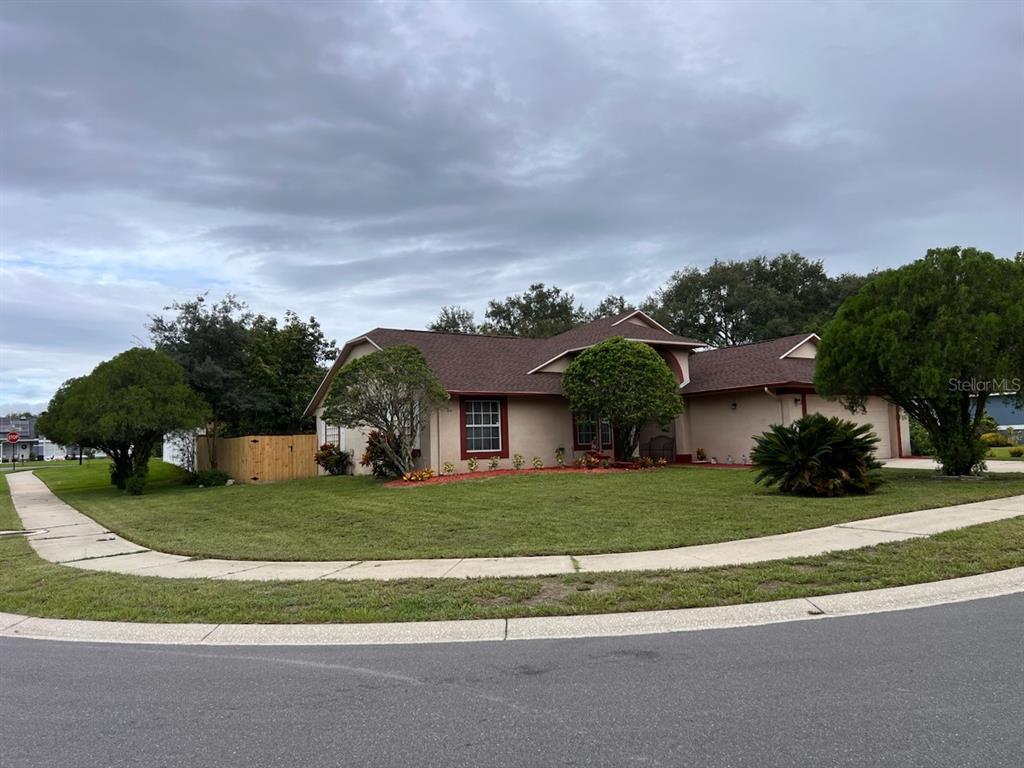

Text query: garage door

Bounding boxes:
[804,396,892,459]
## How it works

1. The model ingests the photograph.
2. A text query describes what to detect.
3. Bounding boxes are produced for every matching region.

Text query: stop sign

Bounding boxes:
[6,432,19,444]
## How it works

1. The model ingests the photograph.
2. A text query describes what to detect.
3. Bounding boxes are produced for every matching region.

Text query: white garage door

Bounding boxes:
[805,396,892,459]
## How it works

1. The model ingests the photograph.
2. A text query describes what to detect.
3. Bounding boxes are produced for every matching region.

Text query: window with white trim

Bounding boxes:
[464,399,502,452]
[575,416,612,448]
[324,423,341,447]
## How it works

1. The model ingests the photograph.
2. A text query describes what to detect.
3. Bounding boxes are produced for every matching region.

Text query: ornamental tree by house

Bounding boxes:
[815,247,1024,476]
[321,345,449,476]
[37,348,210,493]
[562,337,683,460]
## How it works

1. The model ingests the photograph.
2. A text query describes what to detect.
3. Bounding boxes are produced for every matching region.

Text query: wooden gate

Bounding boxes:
[196,434,319,483]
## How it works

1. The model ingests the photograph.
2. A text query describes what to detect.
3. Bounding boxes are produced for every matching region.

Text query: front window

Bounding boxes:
[464,399,502,452]
[575,416,612,449]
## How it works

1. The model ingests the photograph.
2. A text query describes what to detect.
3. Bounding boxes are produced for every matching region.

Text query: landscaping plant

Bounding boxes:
[467,456,479,472]
[751,413,882,497]
[562,336,683,461]
[359,430,404,478]
[323,345,448,476]
[313,443,352,476]
[554,447,566,467]
[442,461,455,475]
[532,456,544,469]
[488,456,500,470]
[512,453,525,470]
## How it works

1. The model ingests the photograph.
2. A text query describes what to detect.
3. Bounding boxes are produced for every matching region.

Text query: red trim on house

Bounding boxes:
[801,393,808,417]
[459,396,510,460]
[659,349,685,384]
[572,413,614,451]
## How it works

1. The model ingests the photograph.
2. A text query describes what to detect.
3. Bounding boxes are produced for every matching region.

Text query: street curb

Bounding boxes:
[2,567,1021,647]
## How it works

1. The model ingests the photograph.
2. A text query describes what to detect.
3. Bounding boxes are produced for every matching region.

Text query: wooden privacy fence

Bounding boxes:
[196,434,319,484]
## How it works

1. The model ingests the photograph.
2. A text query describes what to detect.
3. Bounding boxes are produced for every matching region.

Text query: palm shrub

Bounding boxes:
[751,413,882,497]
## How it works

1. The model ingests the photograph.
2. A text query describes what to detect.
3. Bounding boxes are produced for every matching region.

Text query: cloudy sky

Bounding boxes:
[1,0,1021,413]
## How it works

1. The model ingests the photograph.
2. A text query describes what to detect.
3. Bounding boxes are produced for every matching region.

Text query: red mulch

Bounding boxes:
[384,466,631,488]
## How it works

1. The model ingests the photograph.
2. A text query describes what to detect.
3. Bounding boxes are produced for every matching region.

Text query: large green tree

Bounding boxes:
[650,253,870,345]
[37,349,209,493]
[562,337,683,460]
[428,305,478,334]
[479,283,586,338]
[321,345,449,475]
[148,295,337,443]
[815,247,1023,476]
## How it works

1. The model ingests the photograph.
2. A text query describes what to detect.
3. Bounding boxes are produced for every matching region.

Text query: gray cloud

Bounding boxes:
[1,0,1021,411]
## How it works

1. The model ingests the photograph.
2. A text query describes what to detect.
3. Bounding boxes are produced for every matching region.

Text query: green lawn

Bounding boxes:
[988,447,1024,461]
[30,459,1024,561]
[1,473,1021,624]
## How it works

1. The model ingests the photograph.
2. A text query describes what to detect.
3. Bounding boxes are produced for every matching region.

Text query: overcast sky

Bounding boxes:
[1,0,1021,414]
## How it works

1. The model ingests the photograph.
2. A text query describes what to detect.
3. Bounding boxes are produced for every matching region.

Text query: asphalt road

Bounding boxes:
[2,596,1022,768]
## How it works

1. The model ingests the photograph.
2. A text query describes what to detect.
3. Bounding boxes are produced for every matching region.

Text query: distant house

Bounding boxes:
[304,311,911,475]
[0,415,55,461]
[985,393,1024,438]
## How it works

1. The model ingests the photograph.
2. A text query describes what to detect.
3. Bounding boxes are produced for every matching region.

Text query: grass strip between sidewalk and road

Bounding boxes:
[30,460,1024,561]
[2,474,1022,625]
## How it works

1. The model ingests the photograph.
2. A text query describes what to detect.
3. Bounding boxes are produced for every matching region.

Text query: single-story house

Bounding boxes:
[304,310,911,474]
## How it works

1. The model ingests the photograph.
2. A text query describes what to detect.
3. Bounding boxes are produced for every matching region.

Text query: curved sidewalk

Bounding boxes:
[7,470,1023,582]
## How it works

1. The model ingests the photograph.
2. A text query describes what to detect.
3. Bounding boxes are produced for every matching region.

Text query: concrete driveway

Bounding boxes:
[883,457,1024,472]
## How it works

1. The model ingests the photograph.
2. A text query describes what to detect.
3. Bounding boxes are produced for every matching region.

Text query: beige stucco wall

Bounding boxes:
[681,391,905,463]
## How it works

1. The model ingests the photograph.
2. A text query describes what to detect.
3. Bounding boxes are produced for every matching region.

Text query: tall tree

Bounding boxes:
[815,247,1023,476]
[37,349,209,493]
[321,345,448,475]
[148,295,337,442]
[650,253,870,346]
[562,337,683,460]
[428,305,478,334]
[589,295,635,320]
[479,283,586,338]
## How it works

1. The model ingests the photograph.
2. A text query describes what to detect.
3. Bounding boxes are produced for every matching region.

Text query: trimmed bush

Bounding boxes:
[193,469,230,487]
[1009,447,1023,458]
[358,430,404,478]
[751,413,882,497]
[979,431,1013,448]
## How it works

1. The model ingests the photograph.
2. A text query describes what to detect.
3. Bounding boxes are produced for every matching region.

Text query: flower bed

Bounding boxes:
[384,466,630,488]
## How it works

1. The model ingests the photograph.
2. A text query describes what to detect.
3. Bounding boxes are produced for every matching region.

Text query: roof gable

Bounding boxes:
[683,334,819,395]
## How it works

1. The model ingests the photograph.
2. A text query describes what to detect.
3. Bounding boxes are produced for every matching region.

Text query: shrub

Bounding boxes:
[488,456,500,470]
[1009,446,1023,458]
[314,443,352,476]
[512,453,525,470]
[467,456,479,472]
[655,457,668,468]
[532,456,543,469]
[193,469,229,487]
[636,456,655,469]
[401,469,435,482]
[124,474,147,496]
[554,447,566,467]
[979,431,1012,448]
[359,430,404,478]
[572,456,585,468]
[584,452,601,469]
[442,461,455,475]
[751,413,882,497]
[695,448,707,461]
[909,418,934,455]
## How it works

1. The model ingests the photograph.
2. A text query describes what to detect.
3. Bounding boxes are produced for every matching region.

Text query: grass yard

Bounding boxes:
[1,473,1022,624]
[30,459,1024,561]
[988,447,1024,461]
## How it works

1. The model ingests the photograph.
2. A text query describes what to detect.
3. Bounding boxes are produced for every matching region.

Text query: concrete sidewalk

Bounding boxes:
[1,567,1021,645]
[7,470,1022,581]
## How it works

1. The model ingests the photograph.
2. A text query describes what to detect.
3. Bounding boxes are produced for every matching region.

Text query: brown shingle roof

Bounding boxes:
[684,334,818,395]
[304,311,705,414]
